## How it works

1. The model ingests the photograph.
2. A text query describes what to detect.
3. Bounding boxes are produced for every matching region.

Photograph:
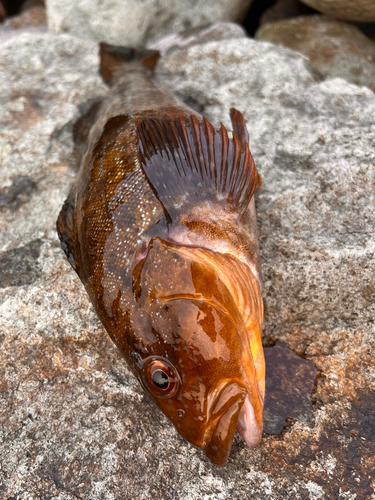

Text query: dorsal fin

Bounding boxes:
[230,107,249,150]
[137,110,259,217]
[99,43,160,85]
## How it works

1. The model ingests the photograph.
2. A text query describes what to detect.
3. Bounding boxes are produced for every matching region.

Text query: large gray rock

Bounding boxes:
[148,21,247,57]
[260,0,316,26]
[1,31,374,499]
[46,0,253,47]
[299,0,375,22]
[256,15,375,93]
[0,6,47,44]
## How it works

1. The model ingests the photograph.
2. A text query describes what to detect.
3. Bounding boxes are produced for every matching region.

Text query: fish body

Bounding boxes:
[57,44,265,465]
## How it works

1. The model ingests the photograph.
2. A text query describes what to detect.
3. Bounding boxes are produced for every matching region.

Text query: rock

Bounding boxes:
[299,0,375,23]
[45,0,254,47]
[260,0,316,26]
[1,32,375,499]
[256,15,375,93]
[148,21,247,57]
[0,6,47,45]
[4,5,46,29]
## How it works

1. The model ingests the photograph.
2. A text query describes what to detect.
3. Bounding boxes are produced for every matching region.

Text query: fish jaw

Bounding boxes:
[201,374,263,465]
[201,382,247,466]
[204,393,245,466]
[202,390,262,466]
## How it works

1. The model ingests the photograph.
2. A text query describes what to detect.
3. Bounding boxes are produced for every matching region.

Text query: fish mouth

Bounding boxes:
[202,382,262,466]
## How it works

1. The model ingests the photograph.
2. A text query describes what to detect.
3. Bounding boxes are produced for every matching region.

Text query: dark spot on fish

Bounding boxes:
[0,239,43,288]
[0,175,37,211]
[263,342,318,435]
[177,409,185,418]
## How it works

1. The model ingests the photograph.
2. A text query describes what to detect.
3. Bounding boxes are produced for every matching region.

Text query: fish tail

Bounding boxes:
[99,43,160,86]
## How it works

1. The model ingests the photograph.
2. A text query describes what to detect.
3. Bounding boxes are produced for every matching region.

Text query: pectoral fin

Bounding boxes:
[56,191,81,276]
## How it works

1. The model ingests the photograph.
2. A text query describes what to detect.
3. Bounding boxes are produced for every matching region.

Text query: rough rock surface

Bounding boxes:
[260,0,316,26]
[148,21,247,57]
[46,0,253,47]
[1,31,375,499]
[256,15,375,93]
[0,6,46,44]
[299,0,375,23]
[4,5,46,29]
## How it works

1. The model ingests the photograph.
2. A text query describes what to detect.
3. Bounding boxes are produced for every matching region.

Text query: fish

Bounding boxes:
[56,42,265,466]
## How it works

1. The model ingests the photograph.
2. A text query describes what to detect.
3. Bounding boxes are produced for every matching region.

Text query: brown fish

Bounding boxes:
[57,43,265,466]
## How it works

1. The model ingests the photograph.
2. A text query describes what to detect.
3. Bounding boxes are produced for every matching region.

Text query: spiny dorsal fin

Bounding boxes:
[230,107,249,150]
[137,110,259,216]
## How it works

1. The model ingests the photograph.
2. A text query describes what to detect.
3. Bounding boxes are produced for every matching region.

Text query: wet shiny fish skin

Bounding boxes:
[57,43,265,466]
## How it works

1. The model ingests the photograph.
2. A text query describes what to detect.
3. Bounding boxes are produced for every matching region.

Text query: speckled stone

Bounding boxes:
[46,0,253,47]
[148,21,247,57]
[260,0,316,26]
[0,31,374,499]
[4,5,46,29]
[256,15,375,93]
[299,0,375,22]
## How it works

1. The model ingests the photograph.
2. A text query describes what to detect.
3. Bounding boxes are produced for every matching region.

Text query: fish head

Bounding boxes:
[128,237,264,466]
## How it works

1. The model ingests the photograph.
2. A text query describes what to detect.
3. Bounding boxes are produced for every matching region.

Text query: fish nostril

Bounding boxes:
[177,409,185,418]
[130,352,143,368]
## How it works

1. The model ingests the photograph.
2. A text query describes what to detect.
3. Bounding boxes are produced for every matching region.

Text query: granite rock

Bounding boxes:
[148,21,247,57]
[299,0,375,23]
[4,5,46,29]
[260,0,316,26]
[256,15,375,93]
[1,31,375,499]
[46,0,253,47]
[0,5,47,44]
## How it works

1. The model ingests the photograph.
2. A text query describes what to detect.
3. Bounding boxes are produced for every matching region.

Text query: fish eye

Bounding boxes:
[146,358,179,397]
[152,369,169,390]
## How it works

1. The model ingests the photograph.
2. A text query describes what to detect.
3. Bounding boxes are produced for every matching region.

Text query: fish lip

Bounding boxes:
[201,382,263,465]
[236,393,263,448]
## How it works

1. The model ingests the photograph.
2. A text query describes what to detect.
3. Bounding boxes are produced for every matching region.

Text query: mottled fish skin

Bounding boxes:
[57,44,265,466]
